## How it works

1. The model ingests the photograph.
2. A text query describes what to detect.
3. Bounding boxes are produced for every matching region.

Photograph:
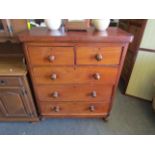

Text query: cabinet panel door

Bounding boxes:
[0,110,3,116]
[0,88,31,117]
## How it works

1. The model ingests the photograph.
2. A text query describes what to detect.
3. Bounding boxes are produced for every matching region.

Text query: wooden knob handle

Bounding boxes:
[91,91,97,97]
[48,55,55,62]
[53,106,60,112]
[0,80,6,85]
[52,91,59,98]
[96,54,103,61]
[89,105,95,112]
[93,73,101,80]
[51,73,57,80]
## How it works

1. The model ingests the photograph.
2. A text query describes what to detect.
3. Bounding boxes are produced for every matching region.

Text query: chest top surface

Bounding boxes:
[18,27,133,43]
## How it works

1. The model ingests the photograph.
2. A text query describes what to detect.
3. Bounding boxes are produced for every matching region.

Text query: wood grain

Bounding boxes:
[36,84,113,102]
[18,27,133,43]
[33,66,118,85]
[76,46,122,65]
[0,55,38,122]
[28,46,75,65]
[19,27,133,119]
[39,101,109,117]
[0,76,22,87]
[0,57,26,76]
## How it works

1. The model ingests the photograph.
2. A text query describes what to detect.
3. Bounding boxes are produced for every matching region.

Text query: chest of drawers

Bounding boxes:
[19,27,133,119]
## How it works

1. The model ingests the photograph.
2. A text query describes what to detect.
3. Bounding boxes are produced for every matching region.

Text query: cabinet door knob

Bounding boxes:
[96,54,103,61]
[53,106,60,112]
[52,91,59,98]
[0,80,6,86]
[91,91,97,97]
[89,105,95,112]
[93,73,101,80]
[51,73,57,80]
[48,55,55,62]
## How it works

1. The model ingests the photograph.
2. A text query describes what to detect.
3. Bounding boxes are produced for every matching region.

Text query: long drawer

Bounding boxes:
[39,101,109,116]
[33,66,118,84]
[27,46,74,65]
[36,84,113,102]
[76,46,122,65]
[0,77,22,87]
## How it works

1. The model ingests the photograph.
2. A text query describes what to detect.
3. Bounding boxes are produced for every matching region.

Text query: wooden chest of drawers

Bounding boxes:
[19,27,133,119]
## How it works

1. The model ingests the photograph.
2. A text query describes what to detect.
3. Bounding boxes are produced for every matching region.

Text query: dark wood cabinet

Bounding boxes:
[0,56,38,122]
[119,19,147,91]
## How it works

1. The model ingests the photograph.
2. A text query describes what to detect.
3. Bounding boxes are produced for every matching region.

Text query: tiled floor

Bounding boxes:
[0,88,155,135]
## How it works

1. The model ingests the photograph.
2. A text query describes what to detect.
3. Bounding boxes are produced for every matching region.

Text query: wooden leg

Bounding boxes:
[103,116,109,122]
[29,121,38,124]
[40,117,45,121]
[28,117,40,123]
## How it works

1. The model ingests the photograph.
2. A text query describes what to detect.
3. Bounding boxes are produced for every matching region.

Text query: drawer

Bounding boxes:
[76,46,122,65]
[33,66,118,84]
[39,102,109,116]
[36,84,113,102]
[27,46,74,65]
[0,77,22,87]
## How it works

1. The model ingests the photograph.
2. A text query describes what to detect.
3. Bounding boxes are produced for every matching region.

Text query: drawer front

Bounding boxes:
[36,85,113,102]
[0,77,22,87]
[39,102,109,116]
[33,66,118,84]
[27,46,74,65]
[76,46,122,65]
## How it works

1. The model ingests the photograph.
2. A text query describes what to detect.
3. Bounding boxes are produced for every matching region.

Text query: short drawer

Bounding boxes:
[33,66,118,85]
[27,46,74,65]
[0,77,22,87]
[76,46,122,65]
[36,84,113,102]
[39,102,109,116]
